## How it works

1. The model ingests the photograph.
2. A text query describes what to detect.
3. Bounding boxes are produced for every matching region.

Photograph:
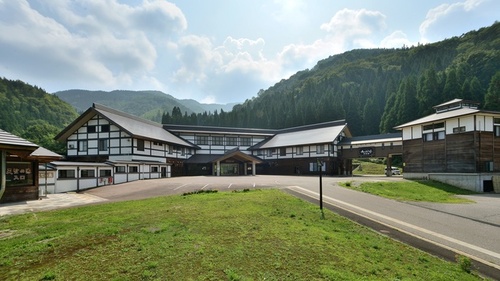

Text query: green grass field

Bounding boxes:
[0,189,481,280]
[342,180,477,203]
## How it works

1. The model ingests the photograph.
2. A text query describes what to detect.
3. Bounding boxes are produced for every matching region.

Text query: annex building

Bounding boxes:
[395,99,500,192]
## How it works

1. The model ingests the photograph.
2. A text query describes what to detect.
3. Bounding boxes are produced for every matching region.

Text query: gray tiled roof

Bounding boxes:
[394,107,480,129]
[0,129,38,149]
[338,133,402,146]
[56,104,196,148]
[253,121,348,149]
[93,104,195,147]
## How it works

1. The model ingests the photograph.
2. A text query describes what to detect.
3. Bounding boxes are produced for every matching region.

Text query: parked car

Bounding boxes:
[385,166,401,176]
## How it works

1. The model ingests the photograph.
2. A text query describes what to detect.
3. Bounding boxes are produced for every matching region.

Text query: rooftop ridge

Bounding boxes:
[92,103,162,127]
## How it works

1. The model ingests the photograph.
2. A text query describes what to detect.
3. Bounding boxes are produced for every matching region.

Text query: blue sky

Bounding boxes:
[0,0,498,104]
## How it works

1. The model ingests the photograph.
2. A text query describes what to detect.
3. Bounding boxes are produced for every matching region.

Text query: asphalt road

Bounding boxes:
[84,175,500,279]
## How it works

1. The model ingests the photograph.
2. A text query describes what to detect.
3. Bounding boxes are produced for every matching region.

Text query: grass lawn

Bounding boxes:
[342,180,477,203]
[0,189,481,280]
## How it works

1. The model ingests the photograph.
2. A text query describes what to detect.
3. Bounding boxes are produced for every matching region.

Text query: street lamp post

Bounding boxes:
[318,159,325,219]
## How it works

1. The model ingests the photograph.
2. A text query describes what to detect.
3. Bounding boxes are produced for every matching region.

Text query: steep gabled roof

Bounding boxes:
[56,104,196,148]
[251,120,350,149]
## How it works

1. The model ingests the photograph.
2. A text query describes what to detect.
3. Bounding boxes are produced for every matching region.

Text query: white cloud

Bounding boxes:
[419,0,486,42]
[320,8,387,37]
[380,31,415,48]
[0,0,186,90]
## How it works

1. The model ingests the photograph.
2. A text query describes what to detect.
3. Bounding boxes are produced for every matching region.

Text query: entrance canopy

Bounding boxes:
[186,148,262,176]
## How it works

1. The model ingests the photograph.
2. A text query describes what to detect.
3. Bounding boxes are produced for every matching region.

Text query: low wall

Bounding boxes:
[405,172,495,193]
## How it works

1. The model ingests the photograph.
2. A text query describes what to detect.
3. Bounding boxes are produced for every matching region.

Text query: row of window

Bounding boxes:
[86,124,110,133]
[59,169,112,179]
[58,166,160,178]
[256,145,326,157]
[195,135,252,146]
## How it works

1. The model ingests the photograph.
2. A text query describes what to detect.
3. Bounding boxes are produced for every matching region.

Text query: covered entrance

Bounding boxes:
[212,148,262,176]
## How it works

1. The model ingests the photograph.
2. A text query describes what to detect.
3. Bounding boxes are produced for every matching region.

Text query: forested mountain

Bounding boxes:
[55,89,237,122]
[0,78,79,153]
[163,22,500,136]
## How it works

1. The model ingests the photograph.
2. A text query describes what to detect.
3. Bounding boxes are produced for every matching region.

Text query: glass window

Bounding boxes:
[317,145,325,154]
[98,139,108,151]
[240,137,251,146]
[212,136,223,145]
[81,169,95,178]
[137,139,145,151]
[196,135,209,145]
[151,167,159,173]
[99,170,112,177]
[87,125,96,133]
[129,166,138,173]
[78,140,88,152]
[115,166,126,173]
[227,137,238,146]
[101,124,110,132]
[280,147,286,156]
[58,169,75,179]
[296,146,303,155]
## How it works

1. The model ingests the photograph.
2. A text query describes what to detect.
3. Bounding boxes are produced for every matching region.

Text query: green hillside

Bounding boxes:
[0,78,79,153]
[167,22,500,135]
[54,89,236,122]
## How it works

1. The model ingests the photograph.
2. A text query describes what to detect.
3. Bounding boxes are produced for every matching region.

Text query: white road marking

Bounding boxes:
[228,183,233,189]
[287,185,500,268]
[173,184,188,191]
[201,184,209,190]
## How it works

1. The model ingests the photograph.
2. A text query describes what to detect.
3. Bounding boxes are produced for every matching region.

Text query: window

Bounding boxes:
[267,149,274,157]
[240,137,251,146]
[257,150,263,156]
[137,139,145,151]
[316,145,325,154]
[227,137,238,146]
[101,124,110,132]
[494,118,500,137]
[296,146,303,155]
[81,169,95,178]
[424,131,445,141]
[453,126,466,133]
[98,139,108,151]
[196,135,209,145]
[58,170,75,179]
[212,136,223,145]
[309,162,326,172]
[87,125,96,133]
[115,166,126,173]
[280,147,286,156]
[99,170,112,177]
[78,140,88,152]
[129,166,138,173]
[151,167,159,173]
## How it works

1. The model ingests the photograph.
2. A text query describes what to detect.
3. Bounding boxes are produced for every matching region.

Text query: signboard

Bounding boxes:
[359,147,374,157]
[6,162,34,186]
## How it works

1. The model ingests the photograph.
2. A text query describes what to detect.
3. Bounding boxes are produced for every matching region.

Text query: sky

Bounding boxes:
[0,0,498,104]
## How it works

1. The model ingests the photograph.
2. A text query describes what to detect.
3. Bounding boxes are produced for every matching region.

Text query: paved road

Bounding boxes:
[1,175,499,278]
